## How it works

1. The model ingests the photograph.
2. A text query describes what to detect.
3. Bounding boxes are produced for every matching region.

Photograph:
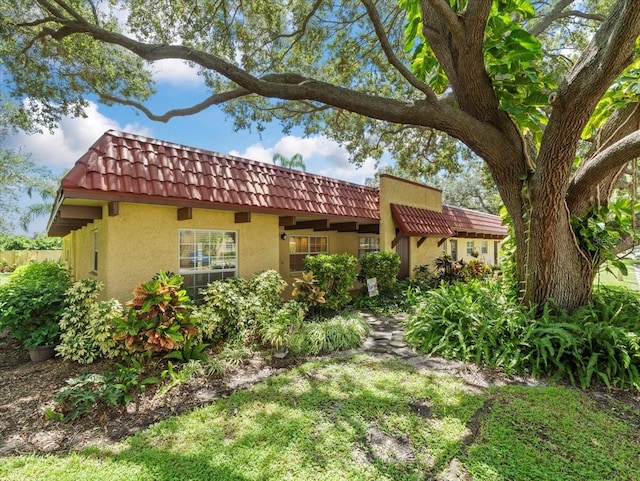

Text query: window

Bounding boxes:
[450,239,458,261]
[289,235,328,272]
[481,240,488,255]
[466,241,475,256]
[179,229,237,299]
[92,230,98,273]
[358,236,380,258]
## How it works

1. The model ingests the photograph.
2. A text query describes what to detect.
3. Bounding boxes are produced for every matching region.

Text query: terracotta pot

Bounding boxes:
[28,345,56,362]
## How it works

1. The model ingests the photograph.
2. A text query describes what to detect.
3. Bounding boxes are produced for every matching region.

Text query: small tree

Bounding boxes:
[357,252,401,293]
[303,254,358,311]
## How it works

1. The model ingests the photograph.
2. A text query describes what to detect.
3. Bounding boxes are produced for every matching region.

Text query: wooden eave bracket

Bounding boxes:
[108,201,119,216]
[391,233,403,249]
[437,238,447,247]
[279,216,296,226]
[177,207,192,221]
[59,205,103,220]
[235,212,251,223]
[285,219,330,231]
[417,237,427,248]
[358,224,380,234]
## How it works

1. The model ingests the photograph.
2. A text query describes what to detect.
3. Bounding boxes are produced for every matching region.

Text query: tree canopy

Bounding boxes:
[2,0,640,310]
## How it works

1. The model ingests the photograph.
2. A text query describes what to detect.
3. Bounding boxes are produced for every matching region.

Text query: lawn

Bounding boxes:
[0,355,637,481]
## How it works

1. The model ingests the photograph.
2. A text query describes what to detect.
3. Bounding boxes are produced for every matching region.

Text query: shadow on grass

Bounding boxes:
[76,355,484,480]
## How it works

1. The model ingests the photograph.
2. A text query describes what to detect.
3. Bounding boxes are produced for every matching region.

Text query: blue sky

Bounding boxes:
[4,58,385,235]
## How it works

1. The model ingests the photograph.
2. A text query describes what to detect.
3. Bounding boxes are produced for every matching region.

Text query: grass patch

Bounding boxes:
[0,356,638,480]
[464,386,640,481]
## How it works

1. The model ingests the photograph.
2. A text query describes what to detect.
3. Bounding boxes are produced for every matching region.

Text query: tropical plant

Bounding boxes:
[288,312,370,356]
[56,279,125,364]
[405,280,640,390]
[303,253,358,311]
[272,152,306,171]
[113,271,197,354]
[0,261,70,345]
[291,271,326,307]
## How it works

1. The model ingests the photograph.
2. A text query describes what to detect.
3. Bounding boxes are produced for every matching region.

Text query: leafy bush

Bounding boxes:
[56,279,125,364]
[0,261,70,345]
[260,301,307,350]
[303,253,357,311]
[357,252,400,293]
[194,270,287,344]
[0,233,62,250]
[48,372,125,421]
[289,312,370,355]
[405,280,640,390]
[291,272,326,306]
[114,271,197,354]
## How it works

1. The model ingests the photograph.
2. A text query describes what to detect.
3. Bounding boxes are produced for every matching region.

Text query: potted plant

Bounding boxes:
[23,321,61,361]
[0,261,70,361]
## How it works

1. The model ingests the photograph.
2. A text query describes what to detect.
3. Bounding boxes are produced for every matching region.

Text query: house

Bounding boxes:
[47,130,507,301]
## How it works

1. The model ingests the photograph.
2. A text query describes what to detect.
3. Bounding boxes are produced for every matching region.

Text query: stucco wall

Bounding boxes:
[378,175,443,276]
[278,228,360,295]
[64,202,280,302]
[443,237,502,266]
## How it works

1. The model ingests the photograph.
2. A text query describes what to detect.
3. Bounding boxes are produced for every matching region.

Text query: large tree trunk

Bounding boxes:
[520,202,595,311]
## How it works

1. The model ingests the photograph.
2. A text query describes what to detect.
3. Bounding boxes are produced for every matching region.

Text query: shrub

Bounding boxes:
[289,312,370,355]
[303,253,357,311]
[56,279,125,364]
[291,272,326,307]
[0,261,70,345]
[194,270,287,344]
[405,280,640,390]
[114,271,197,354]
[357,252,400,293]
[260,301,307,351]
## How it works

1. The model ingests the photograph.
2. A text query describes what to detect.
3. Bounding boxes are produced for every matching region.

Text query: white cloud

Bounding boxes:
[4,101,152,170]
[147,59,203,86]
[230,135,378,184]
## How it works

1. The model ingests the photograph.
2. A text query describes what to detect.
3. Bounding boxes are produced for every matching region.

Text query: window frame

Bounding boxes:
[288,235,328,272]
[178,228,238,299]
[358,235,380,258]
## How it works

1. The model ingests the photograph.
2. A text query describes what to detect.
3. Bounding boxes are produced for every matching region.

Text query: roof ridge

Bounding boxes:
[104,130,379,192]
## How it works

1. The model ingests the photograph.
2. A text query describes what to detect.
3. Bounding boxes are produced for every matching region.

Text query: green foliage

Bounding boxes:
[288,313,370,356]
[571,198,639,274]
[56,279,125,363]
[357,251,400,293]
[164,340,209,362]
[50,373,125,422]
[23,321,60,348]
[114,271,197,354]
[0,234,61,250]
[400,0,555,143]
[405,281,640,390]
[303,253,357,311]
[260,301,307,351]
[291,271,326,307]
[0,261,70,344]
[194,270,287,345]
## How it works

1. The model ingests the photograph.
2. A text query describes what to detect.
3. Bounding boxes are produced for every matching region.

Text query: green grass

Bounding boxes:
[595,259,638,291]
[0,356,638,481]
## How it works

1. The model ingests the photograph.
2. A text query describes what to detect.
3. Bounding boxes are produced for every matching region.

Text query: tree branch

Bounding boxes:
[423,0,464,41]
[537,0,640,181]
[569,131,640,209]
[528,0,574,37]
[99,88,251,122]
[361,0,436,101]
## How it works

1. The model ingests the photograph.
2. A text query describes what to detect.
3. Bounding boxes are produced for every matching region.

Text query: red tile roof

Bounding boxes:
[390,203,455,237]
[443,205,508,236]
[49,130,507,239]
[59,130,380,219]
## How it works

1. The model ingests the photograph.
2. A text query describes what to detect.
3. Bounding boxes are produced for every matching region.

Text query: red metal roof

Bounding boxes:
[59,130,380,220]
[442,205,508,236]
[390,203,455,237]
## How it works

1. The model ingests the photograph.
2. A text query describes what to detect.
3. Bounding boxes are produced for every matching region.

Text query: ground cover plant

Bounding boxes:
[405,280,640,390]
[0,356,637,481]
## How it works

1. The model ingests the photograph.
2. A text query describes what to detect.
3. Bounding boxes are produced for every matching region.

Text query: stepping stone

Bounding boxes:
[389,340,408,348]
[372,331,391,340]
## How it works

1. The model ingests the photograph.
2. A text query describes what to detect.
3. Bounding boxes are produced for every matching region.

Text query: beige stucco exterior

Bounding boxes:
[378,175,444,276]
[60,176,501,302]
